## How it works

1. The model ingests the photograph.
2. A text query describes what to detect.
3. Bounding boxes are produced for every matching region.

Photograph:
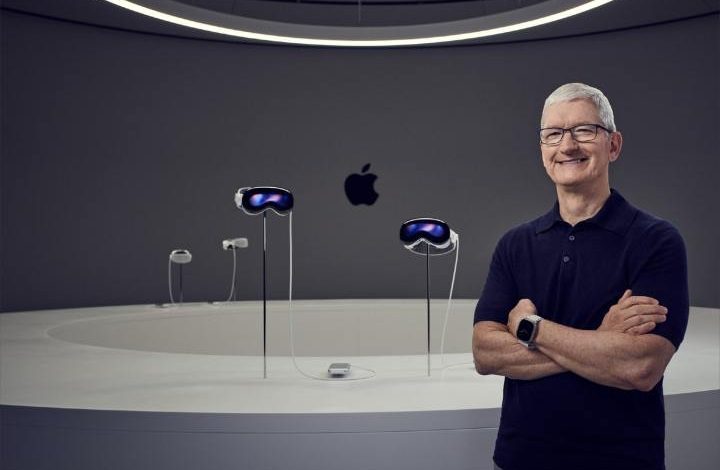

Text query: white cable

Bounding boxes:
[225,247,237,302]
[436,237,473,373]
[168,258,175,304]
[439,236,460,366]
[287,212,375,381]
[437,237,473,373]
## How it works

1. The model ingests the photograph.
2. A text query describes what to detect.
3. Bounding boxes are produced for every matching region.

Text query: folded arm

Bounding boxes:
[517,292,674,391]
[533,321,675,391]
[472,320,566,380]
[474,291,675,390]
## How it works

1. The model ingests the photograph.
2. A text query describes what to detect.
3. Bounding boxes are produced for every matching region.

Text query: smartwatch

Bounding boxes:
[516,314,543,349]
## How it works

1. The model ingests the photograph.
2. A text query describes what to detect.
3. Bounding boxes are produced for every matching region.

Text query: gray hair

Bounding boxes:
[541,83,616,131]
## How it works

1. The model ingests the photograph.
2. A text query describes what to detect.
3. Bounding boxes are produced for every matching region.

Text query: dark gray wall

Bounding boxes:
[1,11,718,311]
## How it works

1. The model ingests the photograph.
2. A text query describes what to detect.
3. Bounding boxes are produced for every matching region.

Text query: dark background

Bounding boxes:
[1,10,718,312]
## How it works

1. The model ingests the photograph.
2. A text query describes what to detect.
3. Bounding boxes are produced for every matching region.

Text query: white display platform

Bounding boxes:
[1,300,718,469]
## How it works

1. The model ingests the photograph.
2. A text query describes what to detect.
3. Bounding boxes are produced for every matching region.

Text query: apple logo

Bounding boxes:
[344,163,379,206]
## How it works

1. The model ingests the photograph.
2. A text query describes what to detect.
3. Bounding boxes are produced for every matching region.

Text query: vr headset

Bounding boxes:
[234,186,294,215]
[400,218,458,255]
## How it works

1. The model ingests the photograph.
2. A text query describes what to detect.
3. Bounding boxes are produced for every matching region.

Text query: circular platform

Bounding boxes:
[1,300,718,469]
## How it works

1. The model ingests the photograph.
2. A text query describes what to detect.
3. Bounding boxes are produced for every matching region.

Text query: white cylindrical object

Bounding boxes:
[169,249,192,264]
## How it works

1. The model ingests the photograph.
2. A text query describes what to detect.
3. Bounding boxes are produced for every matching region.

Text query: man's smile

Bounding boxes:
[556,157,589,165]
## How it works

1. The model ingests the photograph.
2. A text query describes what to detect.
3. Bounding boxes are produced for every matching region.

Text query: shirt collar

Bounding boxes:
[535,201,563,234]
[534,189,637,235]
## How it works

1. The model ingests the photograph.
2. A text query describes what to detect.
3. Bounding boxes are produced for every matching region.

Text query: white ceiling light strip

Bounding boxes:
[101,0,615,47]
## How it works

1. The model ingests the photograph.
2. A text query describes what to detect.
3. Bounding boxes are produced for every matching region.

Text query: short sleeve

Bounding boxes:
[474,234,520,325]
[628,223,689,349]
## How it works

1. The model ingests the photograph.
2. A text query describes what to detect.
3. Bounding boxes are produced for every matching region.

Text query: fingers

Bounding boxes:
[611,303,667,323]
[620,295,660,308]
[623,313,667,329]
[619,306,667,328]
[631,304,668,317]
[627,321,657,335]
[622,312,667,334]
[602,291,668,335]
[644,314,668,324]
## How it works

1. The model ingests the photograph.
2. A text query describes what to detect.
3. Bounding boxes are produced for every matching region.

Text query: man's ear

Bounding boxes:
[609,131,623,162]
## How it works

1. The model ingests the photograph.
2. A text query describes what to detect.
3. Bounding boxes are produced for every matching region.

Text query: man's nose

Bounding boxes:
[557,130,579,152]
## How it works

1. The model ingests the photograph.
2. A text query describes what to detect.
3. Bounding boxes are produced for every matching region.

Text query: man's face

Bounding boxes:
[540,99,622,191]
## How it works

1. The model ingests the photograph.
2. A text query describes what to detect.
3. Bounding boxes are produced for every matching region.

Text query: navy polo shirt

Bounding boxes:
[474,189,689,470]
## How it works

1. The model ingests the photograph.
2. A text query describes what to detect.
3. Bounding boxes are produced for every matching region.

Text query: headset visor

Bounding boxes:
[400,218,453,254]
[240,187,294,215]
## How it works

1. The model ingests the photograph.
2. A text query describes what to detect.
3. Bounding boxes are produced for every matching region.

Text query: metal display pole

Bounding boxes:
[426,244,431,377]
[262,212,268,379]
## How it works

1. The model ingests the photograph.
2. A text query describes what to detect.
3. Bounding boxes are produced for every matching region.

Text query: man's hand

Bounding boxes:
[507,299,539,338]
[598,289,668,335]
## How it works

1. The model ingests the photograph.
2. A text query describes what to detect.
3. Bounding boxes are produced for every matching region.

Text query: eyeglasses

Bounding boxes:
[539,124,611,145]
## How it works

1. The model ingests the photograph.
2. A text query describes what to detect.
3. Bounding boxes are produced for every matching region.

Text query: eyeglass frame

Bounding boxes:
[539,123,613,145]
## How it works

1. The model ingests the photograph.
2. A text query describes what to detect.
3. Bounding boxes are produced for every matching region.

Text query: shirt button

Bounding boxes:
[563,256,570,263]
[569,235,575,241]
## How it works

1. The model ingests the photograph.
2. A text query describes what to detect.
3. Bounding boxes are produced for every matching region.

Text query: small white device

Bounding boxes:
[221,237,248,303]
[328,363,351,377]
[222,237,249,250]
[169,249,192,264]
[168,249,192,305]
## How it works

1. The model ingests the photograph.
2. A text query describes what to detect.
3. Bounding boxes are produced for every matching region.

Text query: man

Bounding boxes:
[472,83,688,470]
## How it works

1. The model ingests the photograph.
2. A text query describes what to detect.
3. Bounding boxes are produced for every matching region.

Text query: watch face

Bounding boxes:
[517,319,535,342]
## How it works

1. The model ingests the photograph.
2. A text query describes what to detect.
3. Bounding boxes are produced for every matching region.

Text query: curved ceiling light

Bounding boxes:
[102,0,615,47]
